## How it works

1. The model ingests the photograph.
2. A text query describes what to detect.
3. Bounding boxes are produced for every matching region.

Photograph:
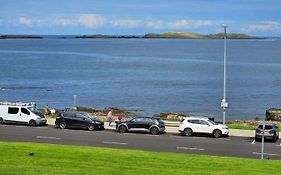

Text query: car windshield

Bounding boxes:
[258,125,273,130]
[208,119,217,125]
[28,107,39,114]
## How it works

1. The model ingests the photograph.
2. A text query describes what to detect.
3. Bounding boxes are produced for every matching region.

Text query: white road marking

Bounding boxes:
[251,140,255,144]
[102,141,128,145]
[147,135,159,137]
[36,136,61,140]
[218,138,231,141]
[252,152,281,157]
[15,126,27,128]
[176,147,205,151]
[35,127,47,129]
[123,133,137,136]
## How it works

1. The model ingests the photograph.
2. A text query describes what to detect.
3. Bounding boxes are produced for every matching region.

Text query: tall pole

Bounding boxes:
[221,24,228,125]
[261,119,265,159]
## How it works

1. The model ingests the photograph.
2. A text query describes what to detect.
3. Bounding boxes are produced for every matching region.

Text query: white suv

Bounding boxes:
[178,117,229,138]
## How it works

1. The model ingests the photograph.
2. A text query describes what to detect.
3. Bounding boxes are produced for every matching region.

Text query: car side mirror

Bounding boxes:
[83,118,86,120]
[130,120,134,123]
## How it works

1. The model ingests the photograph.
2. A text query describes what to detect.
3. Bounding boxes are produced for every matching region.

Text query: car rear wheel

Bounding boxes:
[59,121,67,129]
[150,127,159,135]
[0,117,3,124]
[272,135,277,142]
[87,124,95,131]
[183,128,193,136]
[213,129,222,138]
[29,120,36,127]
[119,125,127,133]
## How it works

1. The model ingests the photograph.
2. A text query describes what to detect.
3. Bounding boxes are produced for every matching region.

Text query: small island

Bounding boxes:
[0,35,42,39]
[143,32,259,39]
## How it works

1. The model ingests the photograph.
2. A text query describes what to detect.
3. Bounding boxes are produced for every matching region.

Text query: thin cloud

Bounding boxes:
[19,17,42,25]
[146,19,215,30]
[244,21,281,32]
[110,19,143,28]
[78,14,106,28]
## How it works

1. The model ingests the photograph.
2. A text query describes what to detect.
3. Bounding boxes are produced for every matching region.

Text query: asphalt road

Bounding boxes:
[0,124,281,159]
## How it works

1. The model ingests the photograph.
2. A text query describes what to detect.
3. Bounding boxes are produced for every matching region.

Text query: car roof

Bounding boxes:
[185,116,209,120]
[258,123,276,126]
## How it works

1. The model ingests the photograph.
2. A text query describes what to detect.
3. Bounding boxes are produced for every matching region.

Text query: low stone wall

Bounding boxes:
[266,108,281,121]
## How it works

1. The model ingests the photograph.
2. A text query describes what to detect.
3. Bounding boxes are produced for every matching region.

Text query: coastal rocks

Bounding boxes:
[266,108,281,121]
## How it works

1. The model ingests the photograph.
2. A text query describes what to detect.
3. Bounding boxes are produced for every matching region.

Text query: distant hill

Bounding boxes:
[0,35,42,39]
[144,32,258,39]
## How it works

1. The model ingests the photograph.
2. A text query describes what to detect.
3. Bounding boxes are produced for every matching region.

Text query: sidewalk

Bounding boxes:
[47,118,256,137]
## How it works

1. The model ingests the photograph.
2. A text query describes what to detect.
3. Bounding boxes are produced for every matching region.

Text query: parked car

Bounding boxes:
[0,102,46,126]
[255,123,279,142]
[116,117,165,135]
[178,117,229,138]
[55,111,104,131]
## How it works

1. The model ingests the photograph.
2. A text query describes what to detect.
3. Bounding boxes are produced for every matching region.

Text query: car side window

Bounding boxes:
[188,120,199,124]
[21,108,30,115]
[132,118,144,123]
[8,107,19,114]
[199,120,209,125]
[144,118,153,123]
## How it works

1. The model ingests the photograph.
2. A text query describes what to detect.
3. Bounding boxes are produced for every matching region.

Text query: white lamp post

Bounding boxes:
[221,24,228,125]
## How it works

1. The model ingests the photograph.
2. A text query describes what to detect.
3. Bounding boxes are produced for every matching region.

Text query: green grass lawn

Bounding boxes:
[0,141,280,175]
[227,123,257,130]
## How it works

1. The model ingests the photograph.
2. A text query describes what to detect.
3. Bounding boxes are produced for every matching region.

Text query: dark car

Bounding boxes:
[255,123,279,142]
[116,117,165,135]
[55,111,104,131]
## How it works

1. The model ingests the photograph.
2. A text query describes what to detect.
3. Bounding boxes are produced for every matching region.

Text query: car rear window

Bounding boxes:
[258,125,273,129]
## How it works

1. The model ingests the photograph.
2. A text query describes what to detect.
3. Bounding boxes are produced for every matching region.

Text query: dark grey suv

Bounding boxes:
[116,117,165,135]
[255,123,279,142]
[55,111,104,131]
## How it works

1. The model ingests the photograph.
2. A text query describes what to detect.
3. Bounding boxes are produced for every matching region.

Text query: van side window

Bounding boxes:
[8,107,19,114]
[21,108,30,115]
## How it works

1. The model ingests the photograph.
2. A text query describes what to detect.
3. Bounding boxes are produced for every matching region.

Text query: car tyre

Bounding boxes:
[87,123,95,131]
[119,125,127,133]
[29,120,36,127]
[213,129,222,138]
[59,121,67,129]
[0,117,4,124]
[272,135,277,142]
[183,128,193,136]
[150,127,159,135]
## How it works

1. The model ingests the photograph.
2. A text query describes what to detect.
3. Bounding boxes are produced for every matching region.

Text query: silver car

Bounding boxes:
[255,123,279,142]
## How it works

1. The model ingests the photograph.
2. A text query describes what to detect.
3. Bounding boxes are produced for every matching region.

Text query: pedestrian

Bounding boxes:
[107,110,113,127]
[118,114,123,122]
[44,104,50,115]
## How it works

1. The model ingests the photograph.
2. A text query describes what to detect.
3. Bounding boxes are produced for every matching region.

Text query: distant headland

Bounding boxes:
[0,32,274,39]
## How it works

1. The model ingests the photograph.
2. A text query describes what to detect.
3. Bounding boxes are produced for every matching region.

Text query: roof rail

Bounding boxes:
[0,101,36,107]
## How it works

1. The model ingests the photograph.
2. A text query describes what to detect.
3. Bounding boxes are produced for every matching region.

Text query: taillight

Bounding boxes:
[256,128,261,133]
[269,130,275,134]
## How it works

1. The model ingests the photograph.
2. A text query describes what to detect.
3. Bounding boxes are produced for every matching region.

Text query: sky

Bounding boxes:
[0,0,281,36]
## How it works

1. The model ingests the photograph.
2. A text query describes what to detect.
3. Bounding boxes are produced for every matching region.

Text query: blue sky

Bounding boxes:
[0,0,281,36]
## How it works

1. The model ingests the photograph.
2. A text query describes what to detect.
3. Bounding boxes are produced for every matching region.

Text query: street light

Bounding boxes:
[220,24,228,125]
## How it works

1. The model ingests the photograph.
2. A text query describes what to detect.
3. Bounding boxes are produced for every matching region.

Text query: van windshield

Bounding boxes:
[28,107,45,118]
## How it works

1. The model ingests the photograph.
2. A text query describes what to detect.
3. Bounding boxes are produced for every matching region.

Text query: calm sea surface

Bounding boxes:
[0,38,281,120]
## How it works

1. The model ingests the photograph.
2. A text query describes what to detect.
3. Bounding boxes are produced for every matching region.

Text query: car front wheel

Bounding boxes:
[88,124,95,131]
[119,125,127,133]
[183,128,193,136]
[150,127,159,135]
[0,117,3,124]
[59,121,67,129]
[213,129,222,138]
[29,120,36,127]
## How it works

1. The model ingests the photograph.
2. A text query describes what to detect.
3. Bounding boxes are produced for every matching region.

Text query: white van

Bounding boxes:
[0,102,47,126]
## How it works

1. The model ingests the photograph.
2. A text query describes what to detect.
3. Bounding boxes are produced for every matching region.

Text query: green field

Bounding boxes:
[0,141,280,175]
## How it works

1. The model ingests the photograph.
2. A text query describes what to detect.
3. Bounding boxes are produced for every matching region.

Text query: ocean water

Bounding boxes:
[0,38,281,120]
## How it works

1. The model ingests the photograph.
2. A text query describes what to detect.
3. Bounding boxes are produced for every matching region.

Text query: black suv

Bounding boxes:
[55,111,104,131]
[116,117,165,135]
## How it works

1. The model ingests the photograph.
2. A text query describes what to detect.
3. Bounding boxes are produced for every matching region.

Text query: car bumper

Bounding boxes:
[255,134,275,140]
[36,118,47,125]
[222,129,229,135]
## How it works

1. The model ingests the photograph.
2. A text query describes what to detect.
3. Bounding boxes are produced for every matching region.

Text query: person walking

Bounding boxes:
[117,114,123,122]
[107,110,113,127]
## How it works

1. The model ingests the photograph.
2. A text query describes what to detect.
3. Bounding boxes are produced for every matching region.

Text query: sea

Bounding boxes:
[0,38,281,120]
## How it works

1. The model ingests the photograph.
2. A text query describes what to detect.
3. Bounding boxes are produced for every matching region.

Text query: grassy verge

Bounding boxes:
[0,141,280,175]
[227,123,257,130]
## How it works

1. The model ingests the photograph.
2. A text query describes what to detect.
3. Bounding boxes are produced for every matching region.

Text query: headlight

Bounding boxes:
[222,127,228,130]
